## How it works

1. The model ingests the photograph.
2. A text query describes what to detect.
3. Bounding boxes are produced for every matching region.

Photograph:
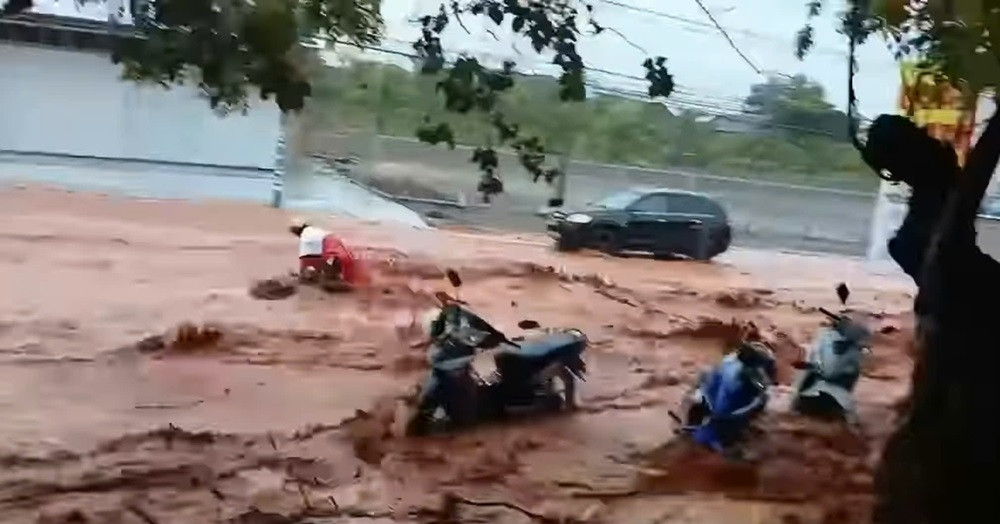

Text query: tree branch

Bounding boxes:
[0,0,32,17]
[599,25,647,54]
[957,99,1000,222]
[920,103,1000,307]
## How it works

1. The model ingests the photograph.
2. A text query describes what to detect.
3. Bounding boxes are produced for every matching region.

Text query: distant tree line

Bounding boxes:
[304,62,872,185]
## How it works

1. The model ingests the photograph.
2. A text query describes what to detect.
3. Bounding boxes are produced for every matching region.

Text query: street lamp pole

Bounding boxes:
[549,134,578,208]
[271,112,287,208]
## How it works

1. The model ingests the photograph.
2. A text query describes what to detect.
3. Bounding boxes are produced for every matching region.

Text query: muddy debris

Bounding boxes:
[230,509,296,524]
[132,334,167,354]
[343,398,402,466]
[249,276,298,300]
[669,317,760,348]
[37,508,115,524]
[713,289,772,309]
[636,413,876,509]
[125,322,230,356]
[97,424,221,452]
[167,322,226,351]
[639,370,683,389]
[390,351,430,373]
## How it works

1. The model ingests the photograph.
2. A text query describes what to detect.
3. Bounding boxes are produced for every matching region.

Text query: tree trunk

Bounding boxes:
[873,109,1000,523]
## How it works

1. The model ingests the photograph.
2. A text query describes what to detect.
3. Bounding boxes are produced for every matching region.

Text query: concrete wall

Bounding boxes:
[0,42,280,170]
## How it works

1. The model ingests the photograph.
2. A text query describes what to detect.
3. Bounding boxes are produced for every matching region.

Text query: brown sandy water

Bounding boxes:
[0,186,915,523]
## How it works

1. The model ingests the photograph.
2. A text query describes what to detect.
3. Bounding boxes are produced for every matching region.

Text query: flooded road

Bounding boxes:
[0,185,913,523]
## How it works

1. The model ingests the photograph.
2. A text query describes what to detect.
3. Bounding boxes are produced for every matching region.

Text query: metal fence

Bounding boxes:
[307,132,878,257]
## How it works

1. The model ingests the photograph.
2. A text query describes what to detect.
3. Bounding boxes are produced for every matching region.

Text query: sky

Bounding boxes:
[377,0,901,118]
[24,0,902,117]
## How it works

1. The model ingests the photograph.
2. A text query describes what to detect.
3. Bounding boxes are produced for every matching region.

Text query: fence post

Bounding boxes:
[271,112,287,208]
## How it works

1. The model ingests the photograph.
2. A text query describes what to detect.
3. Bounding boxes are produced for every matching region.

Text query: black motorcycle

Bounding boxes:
[405,278,588,435]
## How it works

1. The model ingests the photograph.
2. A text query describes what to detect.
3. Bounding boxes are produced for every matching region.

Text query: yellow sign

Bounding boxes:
[898,62,977,165]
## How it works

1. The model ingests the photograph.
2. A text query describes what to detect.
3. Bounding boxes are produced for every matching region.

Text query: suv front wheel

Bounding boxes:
[555,236,581,252]
[591,227,622,255]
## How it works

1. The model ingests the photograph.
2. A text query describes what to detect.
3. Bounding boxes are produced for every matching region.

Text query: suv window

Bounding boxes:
[668,194,724,218]
[629,194,669,213]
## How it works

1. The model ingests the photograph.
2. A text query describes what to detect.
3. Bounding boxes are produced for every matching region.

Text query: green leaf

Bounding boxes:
[513,16,525,32]
[487,4,504,25]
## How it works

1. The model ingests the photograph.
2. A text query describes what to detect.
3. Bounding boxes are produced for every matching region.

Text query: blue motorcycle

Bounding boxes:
[671,341,777,457]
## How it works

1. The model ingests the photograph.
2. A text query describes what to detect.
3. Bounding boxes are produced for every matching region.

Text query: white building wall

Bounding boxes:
[0,42,280,170]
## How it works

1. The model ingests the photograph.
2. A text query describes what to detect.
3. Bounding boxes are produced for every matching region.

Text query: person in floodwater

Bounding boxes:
[289,218,368,288]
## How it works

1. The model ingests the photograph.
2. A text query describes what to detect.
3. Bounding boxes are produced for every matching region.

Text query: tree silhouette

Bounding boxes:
[800,2,1000,523]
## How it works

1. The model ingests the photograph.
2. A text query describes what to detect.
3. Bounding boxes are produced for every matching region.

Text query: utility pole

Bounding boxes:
[549,134,578,208]
[367,64,385,182]
[271,112,287,208]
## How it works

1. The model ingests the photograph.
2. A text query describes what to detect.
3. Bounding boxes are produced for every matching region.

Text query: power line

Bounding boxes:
[374,36,753,106]
[596,0,851,59]
[326,41,856,139]
[690,0,761,75]
[371,35,872,122]
[334,39,750,109]
[593,0,876,121]
[347,41,771,116]
[582,63,749,106]
[593,84,846,137]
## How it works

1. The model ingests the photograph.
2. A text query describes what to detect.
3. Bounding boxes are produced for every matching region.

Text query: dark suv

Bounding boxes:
[546,188,732,260]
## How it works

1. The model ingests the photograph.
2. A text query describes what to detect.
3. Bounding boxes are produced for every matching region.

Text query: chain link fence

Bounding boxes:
[304,130,877,256]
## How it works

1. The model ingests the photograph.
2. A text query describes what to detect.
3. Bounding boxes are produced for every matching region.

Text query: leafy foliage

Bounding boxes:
[798,0,1000,98]
[745,75,852,142]
[0,0,31,16]
[3,0,382,113]
[407,0,675,201]
[306,63,873,183]
[3,0,672,199]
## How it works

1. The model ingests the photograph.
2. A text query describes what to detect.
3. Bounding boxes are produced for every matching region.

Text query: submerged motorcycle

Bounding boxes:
[405,273,589,436]
[790,284,872,421]
[671,341,777,457]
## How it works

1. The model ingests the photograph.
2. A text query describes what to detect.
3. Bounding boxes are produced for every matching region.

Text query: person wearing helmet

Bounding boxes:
[289,218,368,287]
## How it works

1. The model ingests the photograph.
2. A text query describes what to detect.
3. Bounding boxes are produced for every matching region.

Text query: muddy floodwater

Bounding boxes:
[0,186,915,523]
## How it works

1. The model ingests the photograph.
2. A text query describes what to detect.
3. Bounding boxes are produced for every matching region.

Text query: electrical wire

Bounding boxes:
[376,35,754,107]
[592,84,846,137]
[596,0,853,59]
[690,0,762,75]
[324,40,857,138]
